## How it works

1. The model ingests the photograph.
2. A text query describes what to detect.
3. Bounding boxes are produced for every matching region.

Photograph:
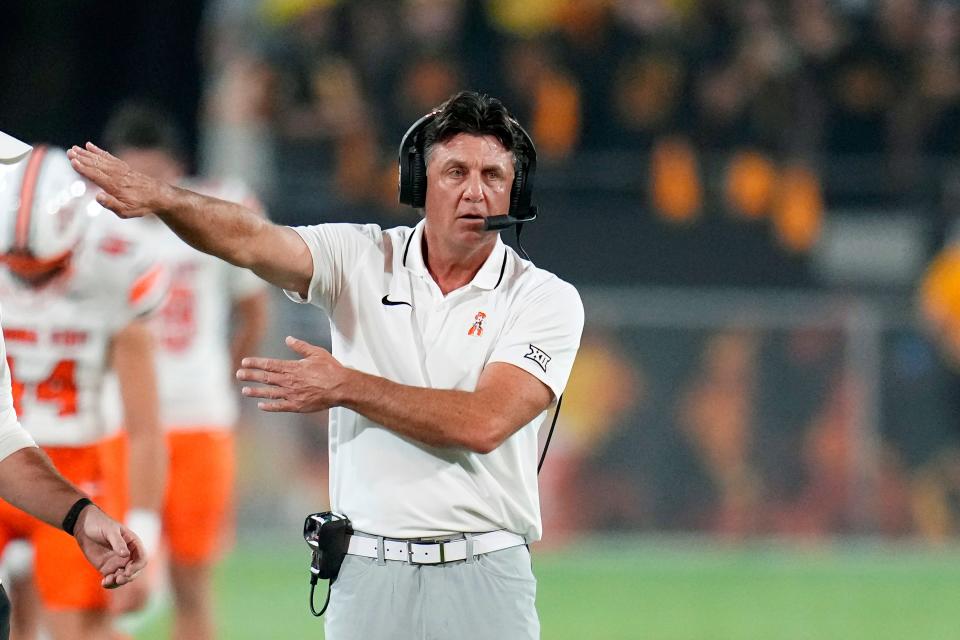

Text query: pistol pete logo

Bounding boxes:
[468,311,487,336]
[524,344,551,372]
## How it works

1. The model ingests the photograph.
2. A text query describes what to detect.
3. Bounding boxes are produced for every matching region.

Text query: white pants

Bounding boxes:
[324,545,539,640]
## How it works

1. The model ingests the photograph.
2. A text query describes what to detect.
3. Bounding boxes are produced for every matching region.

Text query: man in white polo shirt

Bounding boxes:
[0,132,148,639]
[68,90,584,639]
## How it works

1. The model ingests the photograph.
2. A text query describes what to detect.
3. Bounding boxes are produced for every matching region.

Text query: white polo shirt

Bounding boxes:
[0,309,38,462]
[286,220,584,542]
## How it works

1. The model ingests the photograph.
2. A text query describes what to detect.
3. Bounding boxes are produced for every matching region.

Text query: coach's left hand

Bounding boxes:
[72,506,147,589]
[237,336,348,413]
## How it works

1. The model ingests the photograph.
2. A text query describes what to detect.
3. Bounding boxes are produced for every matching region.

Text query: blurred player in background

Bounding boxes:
[101,102,268,640]
[919,225,960,368]
[0,144,167,640]
[916,225,960,540]
[0,132,147,640]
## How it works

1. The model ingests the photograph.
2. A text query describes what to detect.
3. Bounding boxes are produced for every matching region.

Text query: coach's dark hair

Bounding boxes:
[421,91,528,168]
[102,101,186,162]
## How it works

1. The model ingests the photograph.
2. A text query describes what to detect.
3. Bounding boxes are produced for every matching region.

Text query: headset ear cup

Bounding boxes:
[397,111,436,208]
[509,166,525,217]
[398,150,412,206]
[410,152,427,208]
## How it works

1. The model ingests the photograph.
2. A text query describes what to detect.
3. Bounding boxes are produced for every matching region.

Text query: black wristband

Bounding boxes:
[62,497,94,535]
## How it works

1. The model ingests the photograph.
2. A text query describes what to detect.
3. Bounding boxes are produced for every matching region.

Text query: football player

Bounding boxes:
[0,145,167,640]
[101,103,268,640]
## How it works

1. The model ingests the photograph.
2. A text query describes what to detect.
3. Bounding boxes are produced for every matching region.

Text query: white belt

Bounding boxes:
[346,530,526,565]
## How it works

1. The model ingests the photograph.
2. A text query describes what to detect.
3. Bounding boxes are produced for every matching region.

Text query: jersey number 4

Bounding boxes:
[6,358,78,417]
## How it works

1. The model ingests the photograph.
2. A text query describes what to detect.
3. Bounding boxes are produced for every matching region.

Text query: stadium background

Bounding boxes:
[4,0,960,637]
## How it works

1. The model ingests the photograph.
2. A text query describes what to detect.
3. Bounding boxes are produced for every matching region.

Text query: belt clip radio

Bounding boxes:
[302,511,352,617]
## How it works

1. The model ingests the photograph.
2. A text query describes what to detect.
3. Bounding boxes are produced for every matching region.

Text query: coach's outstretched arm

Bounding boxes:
[67,143,313,297]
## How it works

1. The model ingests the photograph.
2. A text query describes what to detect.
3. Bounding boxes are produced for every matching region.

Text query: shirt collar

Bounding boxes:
[402,219,508,291]
[401,220,429,276]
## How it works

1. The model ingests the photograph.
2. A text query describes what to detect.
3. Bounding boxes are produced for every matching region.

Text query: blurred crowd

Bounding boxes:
[540,318,960,543]
[200,0,960,224]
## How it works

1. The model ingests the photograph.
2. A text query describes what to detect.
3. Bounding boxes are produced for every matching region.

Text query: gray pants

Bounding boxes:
[324,545,539,640]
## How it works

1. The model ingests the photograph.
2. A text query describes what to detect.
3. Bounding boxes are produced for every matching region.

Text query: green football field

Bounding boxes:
[133,536,960,640]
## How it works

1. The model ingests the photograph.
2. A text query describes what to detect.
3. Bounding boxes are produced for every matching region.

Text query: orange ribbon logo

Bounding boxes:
[468,311,487,336]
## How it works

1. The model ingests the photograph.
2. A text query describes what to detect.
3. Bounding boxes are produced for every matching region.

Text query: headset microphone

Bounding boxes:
[483,207,538,231]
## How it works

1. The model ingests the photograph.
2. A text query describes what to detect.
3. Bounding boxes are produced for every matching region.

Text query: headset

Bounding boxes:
[397,109,539,235]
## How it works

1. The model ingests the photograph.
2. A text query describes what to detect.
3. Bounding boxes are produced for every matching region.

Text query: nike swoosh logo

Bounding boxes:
[381,295,412,307]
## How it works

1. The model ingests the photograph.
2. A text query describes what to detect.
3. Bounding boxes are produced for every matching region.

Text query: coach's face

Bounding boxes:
[423,133,514,254]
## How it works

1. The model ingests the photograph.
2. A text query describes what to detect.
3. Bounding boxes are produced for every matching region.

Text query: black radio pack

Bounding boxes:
[302,511,352,616]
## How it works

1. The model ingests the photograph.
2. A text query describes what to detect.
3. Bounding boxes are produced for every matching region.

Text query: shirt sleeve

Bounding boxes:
[0,329,37,462]
[283,223,383,312]
[488,278,585,400]
[89,215,170,328]
[126,261,169,319]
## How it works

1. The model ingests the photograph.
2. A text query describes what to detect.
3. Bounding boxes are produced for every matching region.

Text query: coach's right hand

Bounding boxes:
[68,142,175,219]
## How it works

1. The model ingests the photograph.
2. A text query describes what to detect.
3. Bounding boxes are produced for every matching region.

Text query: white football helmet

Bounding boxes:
[0,130,31,164]
[0,145,90,279]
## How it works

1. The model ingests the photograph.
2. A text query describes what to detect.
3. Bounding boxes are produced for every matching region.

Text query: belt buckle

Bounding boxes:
[407,540,445,564]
